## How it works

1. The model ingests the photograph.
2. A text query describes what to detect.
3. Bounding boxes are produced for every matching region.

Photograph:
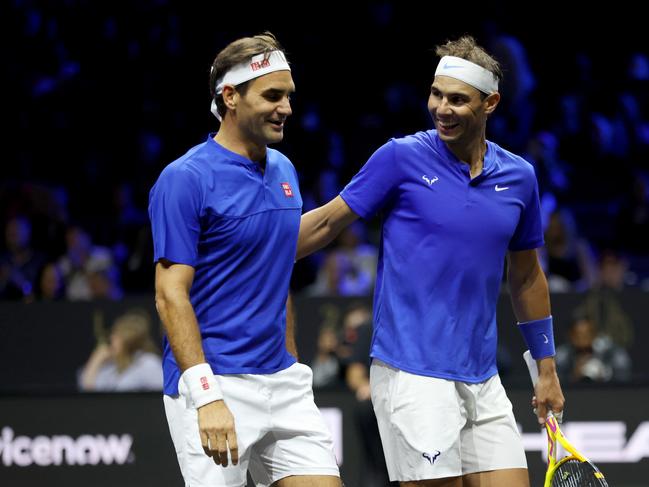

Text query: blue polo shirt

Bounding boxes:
[340,130,543,382]
[149,135,300,394]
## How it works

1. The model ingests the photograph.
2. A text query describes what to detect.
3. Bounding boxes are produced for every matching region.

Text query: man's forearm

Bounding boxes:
[346,363,369,392]
[297,196,359,260]
[156,292,205,371]
[297,207,338,260]
[508,260,551,321]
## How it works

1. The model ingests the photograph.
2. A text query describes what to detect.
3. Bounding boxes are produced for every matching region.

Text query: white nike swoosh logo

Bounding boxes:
[495,185,509,192]
[543,334,549,344]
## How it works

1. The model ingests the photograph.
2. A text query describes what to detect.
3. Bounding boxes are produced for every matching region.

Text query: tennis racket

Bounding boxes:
[523,350,609,487]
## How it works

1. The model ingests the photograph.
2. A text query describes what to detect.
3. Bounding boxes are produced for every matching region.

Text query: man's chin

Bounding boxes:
[437,132,457,143]
[266,131,284,145]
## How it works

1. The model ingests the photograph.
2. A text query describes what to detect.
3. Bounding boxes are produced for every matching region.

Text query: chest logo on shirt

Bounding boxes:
[495,184,510,192]
[280,182,294,197]
[422,175,439,186]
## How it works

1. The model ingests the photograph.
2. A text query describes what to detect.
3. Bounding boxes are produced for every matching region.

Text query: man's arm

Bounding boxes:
[507,249,565,423]
[346,363,371,401]
[155,259,238,467]
[155,260,204,368]
[285,294,298,360]
[297,196,359,260]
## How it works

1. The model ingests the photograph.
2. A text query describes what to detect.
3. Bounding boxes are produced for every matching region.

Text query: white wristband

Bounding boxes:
[181,363,223,408]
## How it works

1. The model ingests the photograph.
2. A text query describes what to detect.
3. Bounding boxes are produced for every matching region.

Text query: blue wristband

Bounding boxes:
[518,316,555,359]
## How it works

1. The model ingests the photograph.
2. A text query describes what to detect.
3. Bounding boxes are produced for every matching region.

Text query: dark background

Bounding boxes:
[3,1,648,295]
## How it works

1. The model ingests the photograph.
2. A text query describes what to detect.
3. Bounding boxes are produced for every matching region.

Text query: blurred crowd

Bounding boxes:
[3,2,648,304]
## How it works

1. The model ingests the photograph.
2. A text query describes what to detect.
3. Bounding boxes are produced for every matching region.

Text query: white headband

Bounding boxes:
[210,50,291,121]
[434,56,498,94]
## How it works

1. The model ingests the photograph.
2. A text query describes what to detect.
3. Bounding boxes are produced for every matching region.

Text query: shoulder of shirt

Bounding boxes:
[158,141,213,181]
[488,140,536,177]
[267,147,295,169]
[382,130,439,165]
[389,130,436,149]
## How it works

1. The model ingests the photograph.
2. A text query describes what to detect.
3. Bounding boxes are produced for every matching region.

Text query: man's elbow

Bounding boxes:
[155,290,169,318]
[154,286,184,316]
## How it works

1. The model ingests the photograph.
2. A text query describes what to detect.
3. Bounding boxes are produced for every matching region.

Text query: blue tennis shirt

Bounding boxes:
[149,135,299,394]
[340,130,543,382]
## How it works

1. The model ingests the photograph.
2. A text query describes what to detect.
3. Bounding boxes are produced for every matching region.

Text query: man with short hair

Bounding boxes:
[149,32,340,487]
[298,36,565,487]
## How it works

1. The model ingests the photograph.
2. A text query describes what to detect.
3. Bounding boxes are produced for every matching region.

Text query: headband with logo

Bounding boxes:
[434,55,498,94]
[211,50,291,121]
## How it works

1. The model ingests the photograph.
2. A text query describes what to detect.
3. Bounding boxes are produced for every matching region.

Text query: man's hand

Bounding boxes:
[197,400,239,467]
[355,382,371,401]
[534,358,565,424]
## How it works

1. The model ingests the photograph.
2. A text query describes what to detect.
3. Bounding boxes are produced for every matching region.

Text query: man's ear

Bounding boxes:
[484,92,500,115]
[221,85,238,111]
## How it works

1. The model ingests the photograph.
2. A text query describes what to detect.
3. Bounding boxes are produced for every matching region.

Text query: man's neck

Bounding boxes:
[447,137,486,179]
[214,121,266,164]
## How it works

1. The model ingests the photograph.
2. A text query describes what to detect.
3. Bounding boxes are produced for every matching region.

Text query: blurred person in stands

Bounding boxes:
[79,310,163,391]
[149,32,340,487]
[0,216,46,301]
[539,209,597,292]
[36,262,65,300]
[576,249,635,348]
[555,313,631,383]
[341,304,394,487]
[616,176,649,257]
[310,221,378,296]
[310,324,342,389]
[522,131,571,204]
[58,225,122,300]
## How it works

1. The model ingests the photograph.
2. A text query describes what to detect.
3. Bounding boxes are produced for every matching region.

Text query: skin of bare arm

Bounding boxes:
[297,196,359,260]
[507,249,565,423]
[155,259,239,466]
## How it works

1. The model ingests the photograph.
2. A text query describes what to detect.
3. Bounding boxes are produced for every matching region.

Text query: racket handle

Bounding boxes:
[524,350,562,422]
[523,350,539,386]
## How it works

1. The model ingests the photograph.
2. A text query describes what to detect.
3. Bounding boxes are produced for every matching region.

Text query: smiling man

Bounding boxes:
[149,32,340,487]
[297,36,565,487]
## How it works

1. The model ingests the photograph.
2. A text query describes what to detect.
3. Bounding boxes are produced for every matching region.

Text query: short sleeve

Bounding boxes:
[148,165,202,266]
[509,173,544,251]
[340,140,399,219]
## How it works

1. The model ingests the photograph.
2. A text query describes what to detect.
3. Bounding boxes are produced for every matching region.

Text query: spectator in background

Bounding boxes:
[577,249,635,348]
[341,303,393,487]
[484,27,537,153]
[555,314,631,383]
[336,303,373,363]
[0,216,46,301]
[79,309,162,391]
[36,262,65,300]
[58,225,122,300]
[522,131,571,204]
[311,325,342,389]
[540,209,597,292]
[309,221,377,296]
[617,176,649,256]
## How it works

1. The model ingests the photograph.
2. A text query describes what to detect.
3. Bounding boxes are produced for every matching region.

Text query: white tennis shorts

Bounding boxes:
[163,362,340,487]
[370,359,527,481]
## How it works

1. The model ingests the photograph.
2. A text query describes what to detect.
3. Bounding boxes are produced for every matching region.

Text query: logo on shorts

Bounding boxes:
[422,450,441,464]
